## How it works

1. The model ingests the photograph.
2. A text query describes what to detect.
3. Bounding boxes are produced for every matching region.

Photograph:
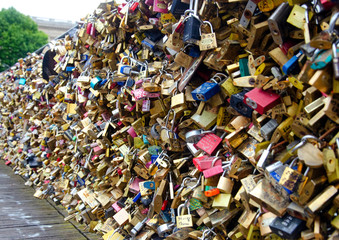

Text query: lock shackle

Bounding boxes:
[177,203,190,216]
[199,228,217,240]
[290,135,321,153]
[164,109,176,133]
[176,177,194,196]
[333,39,339,58]
[200,21,214,34]
[188,174,202,190]
[211,73,228,82]
[107,227,122,240]
[328,11,339,34]
[181,43,195,52]
[288,157,299,168]
[150,123,161,140]
[253,208,263,225]
[120,56,131,65]
[211,156,222,167]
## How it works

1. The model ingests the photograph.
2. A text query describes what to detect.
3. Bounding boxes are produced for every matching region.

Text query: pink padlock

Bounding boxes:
[127,127,137,138]
[203,165,224,179]
[142,99,151,112]
[153,0,168,13]
[132,88,148,100]
[193,156,222,172]
[125,104,136,111]
[147,92,160,98]
[86,22,92,34]
[145,0,154,6]
[129,178,143,194]
[93,146,104,155]
[112,202,122,212]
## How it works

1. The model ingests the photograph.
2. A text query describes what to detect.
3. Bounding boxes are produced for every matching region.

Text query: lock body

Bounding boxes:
[217,176,233,193]
[244,88,280,115]
[269,214,305,239]
[183,16,201,44]
[191,82,220,101]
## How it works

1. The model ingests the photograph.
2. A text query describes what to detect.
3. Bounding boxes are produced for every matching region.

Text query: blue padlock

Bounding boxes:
[188,45,200,58]
[311,49,332,70]
[143,134,150,145]
[19,78,26,85]
[66,66,75,72]
[142,38,156,51]
[282,51,302,75]
[151,155,159,163]
[143,181,156,190]
[160,210,172,223]
[90,76,107,90]
[191,73,227,101]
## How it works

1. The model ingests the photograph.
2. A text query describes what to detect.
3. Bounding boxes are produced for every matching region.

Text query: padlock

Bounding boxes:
[174,45,194,69]
[216,166,234,194]
[323,147,339,183]
[191,73,227,102]
[269,214,306,239]
[176,203,193,228]
[193,155,222,172]
[170,0,189,16]
[268,2,291,45]
[298,175,327,206]
[196,132,225,155]
[230,91,254,118]
[183,4,201,44]
[199,21,217,51]
[153,0,168,13]
[244,88,281,115]
[256,143,273,173]
[239,0,257,28]
[278,158,309,194]
[305,185,338,218]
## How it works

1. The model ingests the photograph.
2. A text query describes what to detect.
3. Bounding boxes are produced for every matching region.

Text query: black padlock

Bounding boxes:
[183,16,201,44]
[105,207,115,218]
[144,29,164,43]
[170,0,189,16]
[269,213,305,239]
[230,91,253,118]
[268,2,291,46]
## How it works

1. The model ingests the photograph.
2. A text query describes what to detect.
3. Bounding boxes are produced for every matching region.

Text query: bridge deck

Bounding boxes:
[0,161,100,240]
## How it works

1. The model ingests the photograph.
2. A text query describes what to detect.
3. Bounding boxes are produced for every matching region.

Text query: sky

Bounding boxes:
[0,0,104,22]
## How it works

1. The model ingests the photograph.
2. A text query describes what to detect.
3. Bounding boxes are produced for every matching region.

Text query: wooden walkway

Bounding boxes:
[0,161,100,240]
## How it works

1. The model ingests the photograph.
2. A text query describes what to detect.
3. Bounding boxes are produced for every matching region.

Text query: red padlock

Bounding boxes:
[196,133,224,155]
[243,88,280,115]
[205,188,220,197]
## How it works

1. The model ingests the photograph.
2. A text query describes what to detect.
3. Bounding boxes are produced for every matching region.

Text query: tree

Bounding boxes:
[0,7,48,72]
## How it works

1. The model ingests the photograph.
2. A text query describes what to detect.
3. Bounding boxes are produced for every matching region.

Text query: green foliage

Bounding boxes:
[0,7,48,72]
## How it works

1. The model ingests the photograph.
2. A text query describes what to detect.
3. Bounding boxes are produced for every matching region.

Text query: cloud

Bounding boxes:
[0,0,102,21]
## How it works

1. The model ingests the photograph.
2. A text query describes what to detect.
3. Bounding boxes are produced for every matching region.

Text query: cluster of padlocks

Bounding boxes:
[0,0,338,239]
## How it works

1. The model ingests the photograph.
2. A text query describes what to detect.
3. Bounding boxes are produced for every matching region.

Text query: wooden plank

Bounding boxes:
[0,161,97,240]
